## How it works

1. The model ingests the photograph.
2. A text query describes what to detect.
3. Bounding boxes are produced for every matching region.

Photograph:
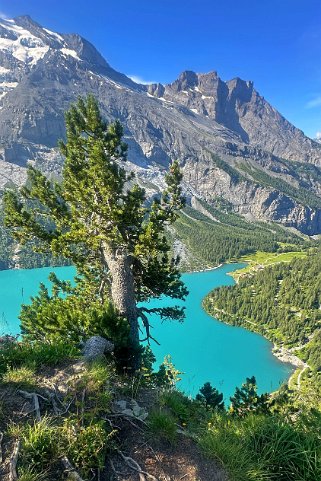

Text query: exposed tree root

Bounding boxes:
[9,439,20,481]
[108,412,148,426]
[118,450,159,481]
[18,390,42,422]
[61,456,85,481]
[110,458,125,479]
[46,391,60,415]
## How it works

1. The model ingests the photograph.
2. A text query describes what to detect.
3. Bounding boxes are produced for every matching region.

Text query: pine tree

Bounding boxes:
[196,382,225,410]
[4,95,187,369]
[229,376,269,416]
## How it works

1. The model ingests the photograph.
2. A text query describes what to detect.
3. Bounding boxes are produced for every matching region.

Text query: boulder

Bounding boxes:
[82,335,114,361]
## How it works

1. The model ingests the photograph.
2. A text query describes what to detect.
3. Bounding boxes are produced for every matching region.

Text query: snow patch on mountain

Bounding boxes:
[0,19,50,65]
[60,48,81,60]
[43,28,64,42]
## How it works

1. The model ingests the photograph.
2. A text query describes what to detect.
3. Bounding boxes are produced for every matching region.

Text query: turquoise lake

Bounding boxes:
[0,263,293,399]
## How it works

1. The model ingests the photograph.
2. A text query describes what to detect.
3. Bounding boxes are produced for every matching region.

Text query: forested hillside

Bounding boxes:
[204,250,321,347]
[204,249,321,407]
[171,201,307,270]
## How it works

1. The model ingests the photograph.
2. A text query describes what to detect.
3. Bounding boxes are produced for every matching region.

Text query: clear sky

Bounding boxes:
[0,0,321,139]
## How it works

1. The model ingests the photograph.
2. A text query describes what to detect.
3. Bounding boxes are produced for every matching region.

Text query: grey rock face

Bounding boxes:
[0,16,320,234]
[82,336,114,361]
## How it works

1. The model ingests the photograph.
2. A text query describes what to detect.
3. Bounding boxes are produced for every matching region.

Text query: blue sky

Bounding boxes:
[1,0,321,138]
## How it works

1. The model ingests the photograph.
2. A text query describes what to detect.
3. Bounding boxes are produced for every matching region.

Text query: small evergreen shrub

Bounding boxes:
[196,382,225,410]
[19,282,130,351]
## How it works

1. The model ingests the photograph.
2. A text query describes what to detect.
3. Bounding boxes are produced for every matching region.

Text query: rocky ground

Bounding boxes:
[0,355,227,481]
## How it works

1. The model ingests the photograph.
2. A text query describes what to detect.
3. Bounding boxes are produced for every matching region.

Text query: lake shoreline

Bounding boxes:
[187,263,223,274]
[200,261,302,385]
[272,346,305,368]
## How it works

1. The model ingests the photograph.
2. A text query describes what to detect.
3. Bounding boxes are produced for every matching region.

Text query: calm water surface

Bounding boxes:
[0,263,293,399]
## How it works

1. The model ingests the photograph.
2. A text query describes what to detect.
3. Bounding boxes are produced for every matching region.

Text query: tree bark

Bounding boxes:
[102,245,140,370]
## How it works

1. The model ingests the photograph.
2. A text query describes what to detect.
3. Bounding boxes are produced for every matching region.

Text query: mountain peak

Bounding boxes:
[13,14,39,26]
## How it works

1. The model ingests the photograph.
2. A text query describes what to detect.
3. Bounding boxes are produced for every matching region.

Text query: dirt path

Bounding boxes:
[297,365,309,390]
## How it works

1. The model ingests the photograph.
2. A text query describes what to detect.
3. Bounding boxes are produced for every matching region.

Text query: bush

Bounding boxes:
[160,391,191,423]
[19,280,130,350]
[159,390,208,429]
[196,382,225,410]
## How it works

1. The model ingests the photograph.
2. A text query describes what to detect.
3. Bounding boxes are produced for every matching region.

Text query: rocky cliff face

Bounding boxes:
[0,16,321,234]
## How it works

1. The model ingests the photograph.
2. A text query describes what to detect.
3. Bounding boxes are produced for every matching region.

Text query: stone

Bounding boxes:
[112,399,148,420]
[82,335,114,361]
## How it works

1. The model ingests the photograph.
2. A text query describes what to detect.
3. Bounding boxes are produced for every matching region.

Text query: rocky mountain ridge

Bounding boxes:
[0,16,321,234]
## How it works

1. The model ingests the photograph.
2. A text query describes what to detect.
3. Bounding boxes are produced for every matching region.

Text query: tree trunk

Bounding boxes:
[102,245,140,370]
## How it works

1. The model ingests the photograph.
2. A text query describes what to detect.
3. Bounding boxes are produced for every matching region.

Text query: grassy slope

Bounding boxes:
[230,249,308,281]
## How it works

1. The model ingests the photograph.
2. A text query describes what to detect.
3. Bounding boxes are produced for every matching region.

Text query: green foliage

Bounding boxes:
[204,249,321,409]
[3,366,37,389]
[3,356,116,480]
[199,413,321,481]
[211,154,244,183]
[196,382,224,410]
[17,467,48,481]
[154,355,184,388]
[18,418,58,472]
[148,410,178,444]
[300,330,321,371]
[12,416,114,479]
[61,419,114,477]
[159,390,208,428]
[229,376,270,417]
[0,338,79,376]
[69,360,113,423]
[173,203,304,270]
[19,276,129,348]
[141,345,157,373]
[204,249,321,347]
[0,206,69,270]
[4,95,187,366]
[0,207,14,269]
[240,163,321,209]
[82,359,112,392]
[18,240,70,270]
